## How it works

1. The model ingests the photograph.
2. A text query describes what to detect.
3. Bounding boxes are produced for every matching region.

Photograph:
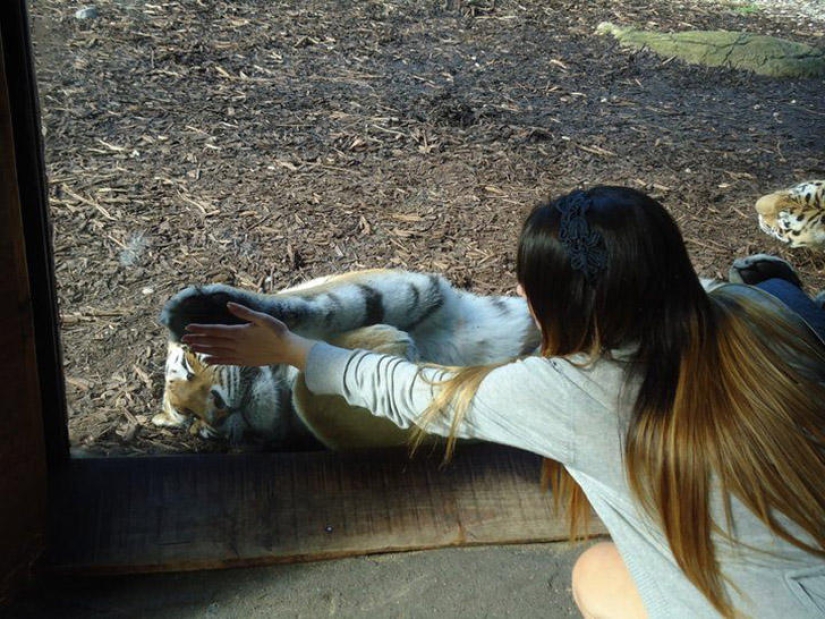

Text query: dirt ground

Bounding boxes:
[28,0,824,456]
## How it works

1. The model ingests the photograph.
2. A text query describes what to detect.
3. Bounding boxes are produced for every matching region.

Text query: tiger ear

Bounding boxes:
[182,348,205,378]
[755,192,790,216]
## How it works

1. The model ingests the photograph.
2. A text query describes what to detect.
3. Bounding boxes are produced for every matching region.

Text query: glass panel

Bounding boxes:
[28,1,825,457]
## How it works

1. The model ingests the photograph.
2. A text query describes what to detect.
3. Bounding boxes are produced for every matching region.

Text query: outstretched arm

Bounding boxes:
[181,303,315,370]
[185,302,577,464]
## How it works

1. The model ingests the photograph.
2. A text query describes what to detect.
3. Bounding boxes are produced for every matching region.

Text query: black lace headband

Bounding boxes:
[556,191,608,283]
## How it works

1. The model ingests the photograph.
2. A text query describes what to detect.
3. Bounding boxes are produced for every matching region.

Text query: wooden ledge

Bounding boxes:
[43,444,605,575]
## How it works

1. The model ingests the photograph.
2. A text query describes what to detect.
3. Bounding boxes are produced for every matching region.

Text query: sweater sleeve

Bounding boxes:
[304,342,578,464]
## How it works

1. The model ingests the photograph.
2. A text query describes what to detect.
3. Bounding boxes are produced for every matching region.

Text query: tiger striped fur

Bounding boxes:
[156,269,541,449]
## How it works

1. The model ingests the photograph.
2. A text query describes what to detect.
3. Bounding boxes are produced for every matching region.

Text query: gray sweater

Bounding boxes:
[305,342,825,618]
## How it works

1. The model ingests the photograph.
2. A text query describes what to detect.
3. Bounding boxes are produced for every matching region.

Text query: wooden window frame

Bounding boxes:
[2,0,68,469]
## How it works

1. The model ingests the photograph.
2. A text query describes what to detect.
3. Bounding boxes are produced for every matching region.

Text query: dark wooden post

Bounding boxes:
[0,1,59,603]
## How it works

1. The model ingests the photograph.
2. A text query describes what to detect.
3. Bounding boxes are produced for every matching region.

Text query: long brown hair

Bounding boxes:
[415,186,825,618]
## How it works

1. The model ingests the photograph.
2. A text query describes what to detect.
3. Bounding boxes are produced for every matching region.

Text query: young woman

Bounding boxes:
[182,186,825,619]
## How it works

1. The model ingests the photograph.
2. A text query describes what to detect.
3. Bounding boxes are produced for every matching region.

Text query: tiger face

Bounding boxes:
[154,326,418,443]
[153,342,232,437]
[755,180,825,250]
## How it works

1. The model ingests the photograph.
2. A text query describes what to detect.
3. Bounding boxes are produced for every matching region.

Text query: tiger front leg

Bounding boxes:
[160,283,289,342]
[221,412,250,446]
[186,410,247,444]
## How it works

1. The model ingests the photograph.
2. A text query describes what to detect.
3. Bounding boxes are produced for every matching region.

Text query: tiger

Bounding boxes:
[155,269,542,450]
[755,180,825,250]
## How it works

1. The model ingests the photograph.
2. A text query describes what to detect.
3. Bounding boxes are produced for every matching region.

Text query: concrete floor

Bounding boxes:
[3,542,591,619]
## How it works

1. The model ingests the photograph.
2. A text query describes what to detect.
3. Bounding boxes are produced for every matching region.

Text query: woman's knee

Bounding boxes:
[571,542,647,619]
[571,542,615,617]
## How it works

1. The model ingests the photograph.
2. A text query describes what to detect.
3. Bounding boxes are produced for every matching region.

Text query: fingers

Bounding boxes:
[181,331,240,357]
[226,302,268,323]
[182,303,284,332]
[180,337,236,355]
[183,323,243,338]
[179,333,250,365]
[201,354,243,366]
[227,302,289,333]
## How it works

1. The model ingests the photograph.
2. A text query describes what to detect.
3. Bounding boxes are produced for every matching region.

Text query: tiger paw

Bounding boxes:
[151,409,186,428]
[728,254,802,289]
[190,418,220,439]
[160,283,263,341]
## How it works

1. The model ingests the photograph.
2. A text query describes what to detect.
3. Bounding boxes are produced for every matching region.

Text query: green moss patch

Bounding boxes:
[596,22,825,78]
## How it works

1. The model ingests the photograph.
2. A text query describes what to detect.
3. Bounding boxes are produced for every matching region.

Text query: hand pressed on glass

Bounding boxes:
[182,302,313,370]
